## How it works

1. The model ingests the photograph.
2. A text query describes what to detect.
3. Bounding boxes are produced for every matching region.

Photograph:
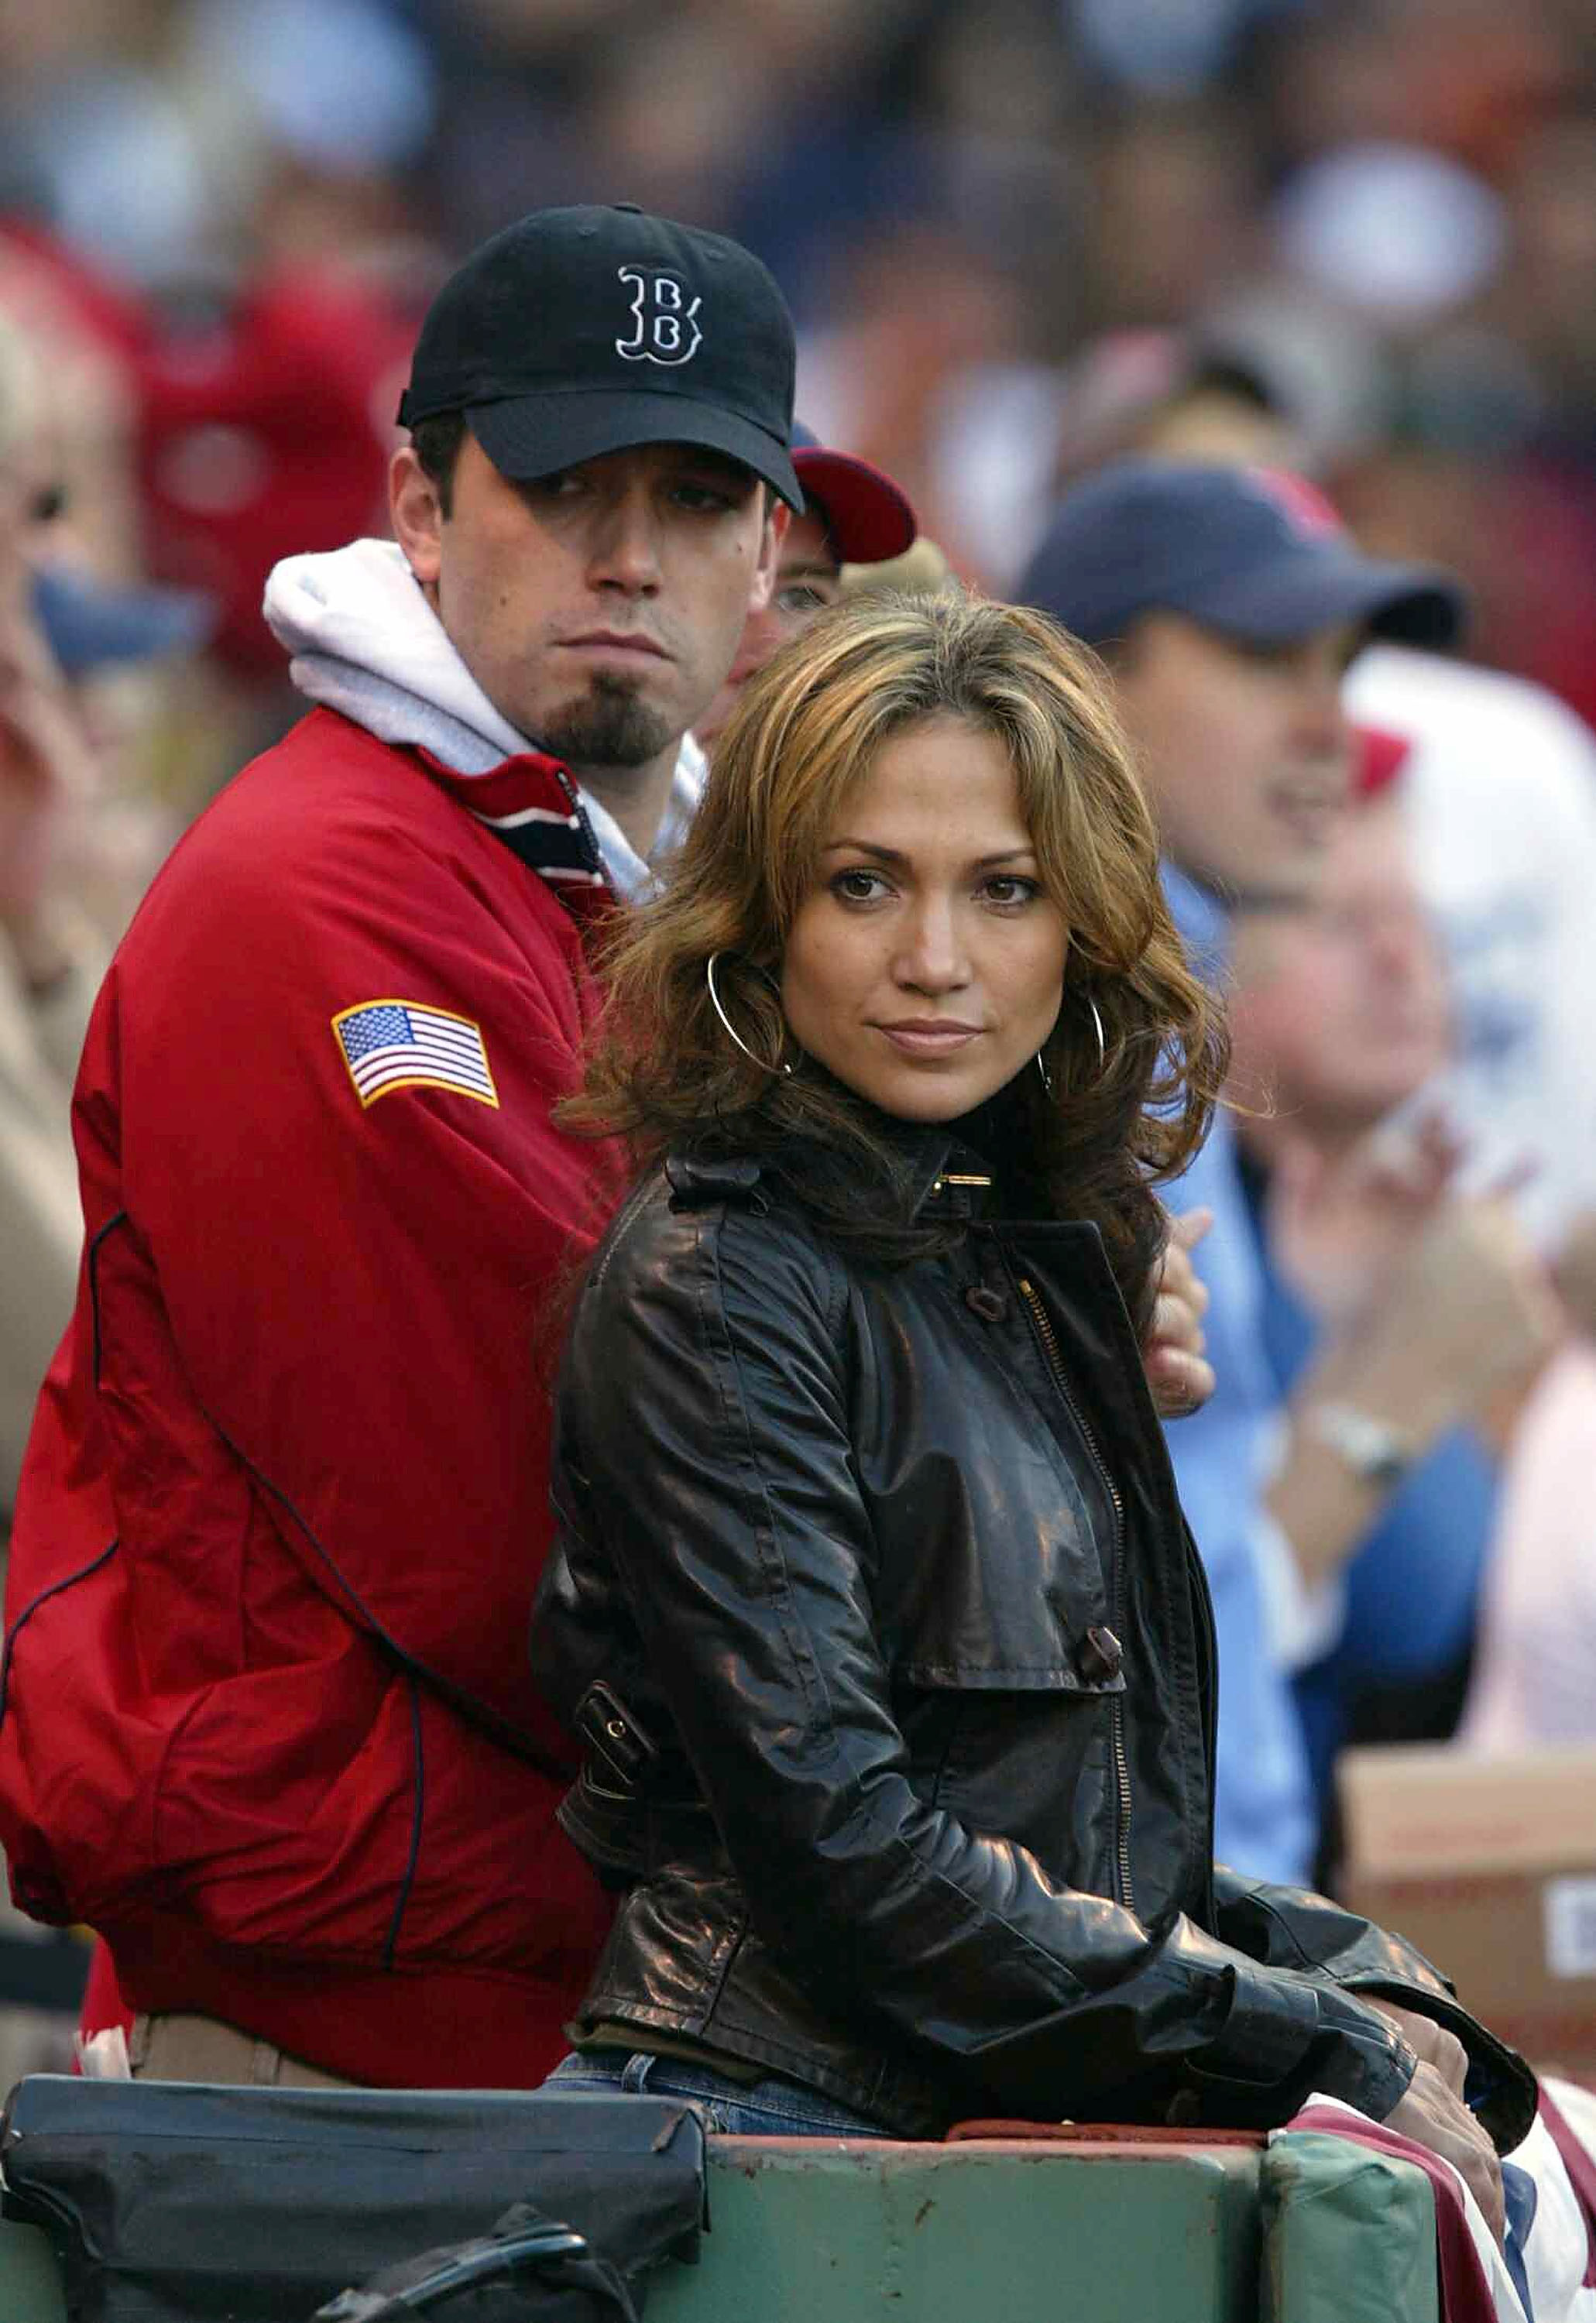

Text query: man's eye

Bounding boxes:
[776,582,835,617]
[1231,636,1296,670]
[520,471,588,504]
[673,481,737,513]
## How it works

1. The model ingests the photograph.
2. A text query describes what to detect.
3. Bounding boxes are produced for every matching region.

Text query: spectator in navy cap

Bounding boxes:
[1022,458,1459,909]
[1020,458,1475,1892]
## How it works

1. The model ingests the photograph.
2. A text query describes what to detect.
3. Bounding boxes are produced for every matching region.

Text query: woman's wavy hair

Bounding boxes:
[565,589,1228,1323]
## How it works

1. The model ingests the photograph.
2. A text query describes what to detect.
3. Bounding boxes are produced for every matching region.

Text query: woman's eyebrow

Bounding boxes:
[820,839,1039,868]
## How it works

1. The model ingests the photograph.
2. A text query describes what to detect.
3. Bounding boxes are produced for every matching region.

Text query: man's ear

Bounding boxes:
[747,494,791,614]
[390,446,443,589]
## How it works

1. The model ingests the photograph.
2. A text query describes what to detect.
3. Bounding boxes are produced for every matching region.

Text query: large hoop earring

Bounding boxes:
[705,952,793,1078]
[1086,995,1107,1072]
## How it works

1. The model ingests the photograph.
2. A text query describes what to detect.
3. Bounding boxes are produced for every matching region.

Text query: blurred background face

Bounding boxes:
[1113,610,1357,907]
[694,509,840,753]
[781,714,1069,1122]
[1227,797,1452,1141]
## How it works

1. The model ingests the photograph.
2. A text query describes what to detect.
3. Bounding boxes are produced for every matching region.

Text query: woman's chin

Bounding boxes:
[832,1065,1018,1124]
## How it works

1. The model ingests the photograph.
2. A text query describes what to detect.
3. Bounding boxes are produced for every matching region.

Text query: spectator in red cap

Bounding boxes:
[694,421,916,756]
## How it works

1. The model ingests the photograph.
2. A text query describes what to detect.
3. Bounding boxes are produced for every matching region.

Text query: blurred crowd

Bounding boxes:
[5,0,1596,2061]
[6,0,1596,687]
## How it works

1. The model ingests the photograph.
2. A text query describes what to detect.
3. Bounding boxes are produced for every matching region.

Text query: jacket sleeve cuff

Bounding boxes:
[1180,1963,1416,2129]
[1334,1975,1541,2154]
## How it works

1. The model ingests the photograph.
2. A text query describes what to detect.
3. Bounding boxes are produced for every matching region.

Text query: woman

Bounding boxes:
[531,593,1528,2217]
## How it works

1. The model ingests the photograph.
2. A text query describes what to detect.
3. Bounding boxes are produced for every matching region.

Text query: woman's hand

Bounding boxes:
[1367,1999,1505,2246]
[1382,2059,1506,2246]
[1143,1209,1215,1419]
[1365,1998,1468,2094]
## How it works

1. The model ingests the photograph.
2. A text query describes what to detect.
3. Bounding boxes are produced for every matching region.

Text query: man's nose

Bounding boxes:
[588,487,664,593]
[1297,664,1353,758]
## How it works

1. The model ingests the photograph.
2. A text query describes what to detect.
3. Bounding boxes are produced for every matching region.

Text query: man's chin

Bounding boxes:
[1213,839,1327,911]
[538,677,676,773]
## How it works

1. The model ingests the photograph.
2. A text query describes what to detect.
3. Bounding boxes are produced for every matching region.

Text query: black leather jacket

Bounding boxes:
[531,1135,1535,2147]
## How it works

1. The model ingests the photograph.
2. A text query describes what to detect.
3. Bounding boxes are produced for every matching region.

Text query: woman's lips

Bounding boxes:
[875,1022,983,1056]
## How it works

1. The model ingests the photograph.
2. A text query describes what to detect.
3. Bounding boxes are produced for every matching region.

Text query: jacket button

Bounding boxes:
[1077,1625,1124,1682]
[965,1286,1007,1323]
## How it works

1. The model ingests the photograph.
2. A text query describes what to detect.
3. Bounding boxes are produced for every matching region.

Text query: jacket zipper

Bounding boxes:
[1183,1522,1221,1929]
[1014,1273,1136,1917]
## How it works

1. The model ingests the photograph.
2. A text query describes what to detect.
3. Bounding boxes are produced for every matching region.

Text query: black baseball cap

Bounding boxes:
[791,422,917,564]
[398,203,801,509]
[1019,459,1465,652]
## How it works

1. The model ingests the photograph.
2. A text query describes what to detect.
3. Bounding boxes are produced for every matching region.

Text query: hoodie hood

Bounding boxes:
[262,537,705,900]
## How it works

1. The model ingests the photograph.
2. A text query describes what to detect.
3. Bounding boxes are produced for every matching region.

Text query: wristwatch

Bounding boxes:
[1307,1400,1416,1491]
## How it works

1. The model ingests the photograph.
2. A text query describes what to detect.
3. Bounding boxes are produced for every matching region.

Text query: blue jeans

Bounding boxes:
[544,2047,894,2139]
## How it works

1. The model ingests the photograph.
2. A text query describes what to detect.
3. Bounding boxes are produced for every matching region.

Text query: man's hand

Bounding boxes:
[1374,1196,1562,1429]
[1269,1170,1563,1587]
[1268,1112,1463,1333]
[1143,1209,1215,1419]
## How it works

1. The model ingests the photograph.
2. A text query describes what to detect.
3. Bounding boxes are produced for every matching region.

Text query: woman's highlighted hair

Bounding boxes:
[565,588,1227,1315]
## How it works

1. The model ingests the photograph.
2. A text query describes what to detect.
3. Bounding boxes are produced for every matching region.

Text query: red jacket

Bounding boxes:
[0,708,627,2085]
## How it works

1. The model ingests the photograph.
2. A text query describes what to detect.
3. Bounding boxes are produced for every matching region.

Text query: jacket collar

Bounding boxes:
[264,538,699,919]
[664,1127,999,1221]
[414,745,615,930]
[900,1127,999,1222]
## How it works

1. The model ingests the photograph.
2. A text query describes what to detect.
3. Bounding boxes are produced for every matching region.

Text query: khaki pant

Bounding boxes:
[129,2012,357,2089]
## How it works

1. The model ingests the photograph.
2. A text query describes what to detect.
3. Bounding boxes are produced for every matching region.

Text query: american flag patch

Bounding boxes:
[332,1000,499,1110]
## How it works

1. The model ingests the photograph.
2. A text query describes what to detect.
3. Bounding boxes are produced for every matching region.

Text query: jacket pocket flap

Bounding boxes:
[891,1655,1126,1695]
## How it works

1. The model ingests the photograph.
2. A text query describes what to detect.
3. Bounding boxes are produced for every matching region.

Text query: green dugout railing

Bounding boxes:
[0,2122,1440,2323]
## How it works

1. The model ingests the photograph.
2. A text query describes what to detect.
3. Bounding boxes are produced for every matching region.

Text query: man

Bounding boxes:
[692,420,915,754]
[1019,459,1471,1885]
[1227,787,1553,1859]
[0,204,799,2089]
[1092,331,1596,1267]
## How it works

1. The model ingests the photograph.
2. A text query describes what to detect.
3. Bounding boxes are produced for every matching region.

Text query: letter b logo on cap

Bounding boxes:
[616,268,703,367]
